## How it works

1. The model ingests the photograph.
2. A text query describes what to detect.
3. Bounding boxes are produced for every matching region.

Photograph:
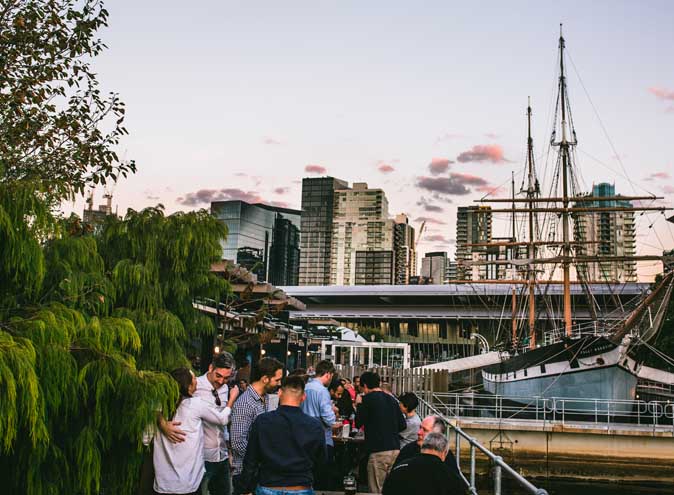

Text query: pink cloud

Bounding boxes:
[648,87,674,101]
[305,164,327,174]
[476,185,506,196]
[450,172,488,186]
[645,171,671,181]
[274,187,290,194]
[377,162,395,173]
[414,216,446,225]
[484,133,500,139]
[263,136,282,145]
[428,157,453,175]
[177,188,264,206]
[662,185,674,194]
[457,144,508,163]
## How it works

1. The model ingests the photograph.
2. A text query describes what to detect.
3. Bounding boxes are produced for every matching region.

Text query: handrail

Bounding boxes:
[426,391,674,431]
[418,392,549,495]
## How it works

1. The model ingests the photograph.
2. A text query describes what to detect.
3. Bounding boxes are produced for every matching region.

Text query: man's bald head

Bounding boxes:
[417,415,447,446]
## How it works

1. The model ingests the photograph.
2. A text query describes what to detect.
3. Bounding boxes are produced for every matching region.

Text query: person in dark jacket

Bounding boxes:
[239,375,326,495]
[393,415,466,492]
[383,432,464,495]
[355,371,406,493]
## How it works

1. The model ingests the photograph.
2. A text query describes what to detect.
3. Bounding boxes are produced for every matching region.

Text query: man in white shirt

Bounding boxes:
[193,352,239,495]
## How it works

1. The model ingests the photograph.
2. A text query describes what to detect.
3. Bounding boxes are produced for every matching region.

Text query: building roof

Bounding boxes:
[279,282,650,298]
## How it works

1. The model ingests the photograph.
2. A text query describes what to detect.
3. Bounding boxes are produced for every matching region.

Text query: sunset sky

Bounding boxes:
[64,1,674,280]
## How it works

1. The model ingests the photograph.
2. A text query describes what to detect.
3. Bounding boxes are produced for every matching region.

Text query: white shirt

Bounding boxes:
[153,397,229,494]
[193,373,232,462]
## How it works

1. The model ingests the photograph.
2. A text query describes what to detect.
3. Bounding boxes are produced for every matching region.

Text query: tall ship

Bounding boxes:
[472,27,674,410]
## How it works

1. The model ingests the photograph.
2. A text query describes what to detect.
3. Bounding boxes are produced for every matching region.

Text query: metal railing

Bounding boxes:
[417,393,549,495]
[427,392,674,433]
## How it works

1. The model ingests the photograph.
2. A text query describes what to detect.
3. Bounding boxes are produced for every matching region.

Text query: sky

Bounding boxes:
[63,0,674,280]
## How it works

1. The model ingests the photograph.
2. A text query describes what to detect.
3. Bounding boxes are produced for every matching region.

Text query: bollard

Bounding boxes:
[493,456,502,495]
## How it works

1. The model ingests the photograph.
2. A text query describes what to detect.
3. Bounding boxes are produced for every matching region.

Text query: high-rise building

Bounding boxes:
[211,200,301,284]
[573,183,637,282]
[446,260,458,281]
[330,183,395,285]
[269,216,301,286]
[299,177,349,285]
[420,252,448,284]
[394,214,416,284]
[455,206,492,280]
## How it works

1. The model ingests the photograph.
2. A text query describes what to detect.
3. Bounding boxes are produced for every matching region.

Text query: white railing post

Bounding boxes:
[470,443,476,491]
[493,458,502,495]
[455,430,460,470]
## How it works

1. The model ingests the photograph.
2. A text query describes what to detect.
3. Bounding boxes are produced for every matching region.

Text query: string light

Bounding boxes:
[261,348,266,355]
[214,346,220,354]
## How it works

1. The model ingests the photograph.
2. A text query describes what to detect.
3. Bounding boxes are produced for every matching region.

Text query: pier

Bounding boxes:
[419,392,674,485]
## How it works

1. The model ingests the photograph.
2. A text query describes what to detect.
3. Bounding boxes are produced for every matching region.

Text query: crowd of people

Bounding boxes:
[148,352,467,495]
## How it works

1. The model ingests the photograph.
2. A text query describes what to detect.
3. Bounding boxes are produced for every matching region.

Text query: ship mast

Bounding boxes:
[552,24,575,337]
[526,97,538,348]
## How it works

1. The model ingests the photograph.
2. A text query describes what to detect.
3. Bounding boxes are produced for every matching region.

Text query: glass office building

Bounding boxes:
[299,177,349,285]
[211,200,301,285]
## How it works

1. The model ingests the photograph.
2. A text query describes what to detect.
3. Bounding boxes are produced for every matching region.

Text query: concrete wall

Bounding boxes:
[451,419,674,483]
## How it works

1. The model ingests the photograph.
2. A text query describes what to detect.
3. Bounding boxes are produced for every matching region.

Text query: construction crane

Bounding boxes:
[414,220,427,251]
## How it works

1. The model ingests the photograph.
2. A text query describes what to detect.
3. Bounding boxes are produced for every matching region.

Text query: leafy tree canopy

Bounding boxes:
[0,0,135,203]
[0,2,229,493]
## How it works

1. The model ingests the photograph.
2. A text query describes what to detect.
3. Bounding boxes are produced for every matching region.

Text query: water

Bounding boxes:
[481,478,674,495]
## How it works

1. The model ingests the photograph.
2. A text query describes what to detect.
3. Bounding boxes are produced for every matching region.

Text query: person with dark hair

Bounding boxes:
[300,359,341,490]
[231,357,284,495]
[328,377,344,401]
[288,367,309,384]
[237,379,248,393]
[393,415,465,492]
[153,368,231,495]
[397,393,421,448]
[239,375,327,495]
[355,371,406,493]
[383,433,462,495]
[353,376,361,394]
[193,352,238,495]
[334,378,354,417]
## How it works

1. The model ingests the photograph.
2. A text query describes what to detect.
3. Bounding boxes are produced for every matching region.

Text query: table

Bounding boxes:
[332,434,367,487]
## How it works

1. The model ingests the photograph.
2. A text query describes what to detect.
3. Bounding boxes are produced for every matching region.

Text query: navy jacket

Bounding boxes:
[355,391,406,453]
[240,405,327,492]
[384,453,466,495]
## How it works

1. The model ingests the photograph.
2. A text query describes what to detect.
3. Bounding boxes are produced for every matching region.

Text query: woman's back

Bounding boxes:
[153,397,227,494]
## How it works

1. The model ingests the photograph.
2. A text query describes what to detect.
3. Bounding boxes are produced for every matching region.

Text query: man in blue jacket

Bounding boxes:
[300,359,342,489]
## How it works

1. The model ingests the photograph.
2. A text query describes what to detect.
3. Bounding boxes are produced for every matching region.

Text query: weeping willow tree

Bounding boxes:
[98,206,229,371]
[0,1,228,493]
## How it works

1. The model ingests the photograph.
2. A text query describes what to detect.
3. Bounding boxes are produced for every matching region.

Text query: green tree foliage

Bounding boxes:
[0,2,228,493]
[0,205,229,493]
[99,206,229,370]
[0,0,135,203]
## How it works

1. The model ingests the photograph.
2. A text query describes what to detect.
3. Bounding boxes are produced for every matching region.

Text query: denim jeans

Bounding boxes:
[202,459,232,495]
[255,487,314,495]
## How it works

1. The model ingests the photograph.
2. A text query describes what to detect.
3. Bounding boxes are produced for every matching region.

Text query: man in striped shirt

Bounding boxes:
[230,357,284,495]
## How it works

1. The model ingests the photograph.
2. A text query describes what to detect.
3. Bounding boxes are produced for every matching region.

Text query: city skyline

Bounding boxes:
[63,1,674,280]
